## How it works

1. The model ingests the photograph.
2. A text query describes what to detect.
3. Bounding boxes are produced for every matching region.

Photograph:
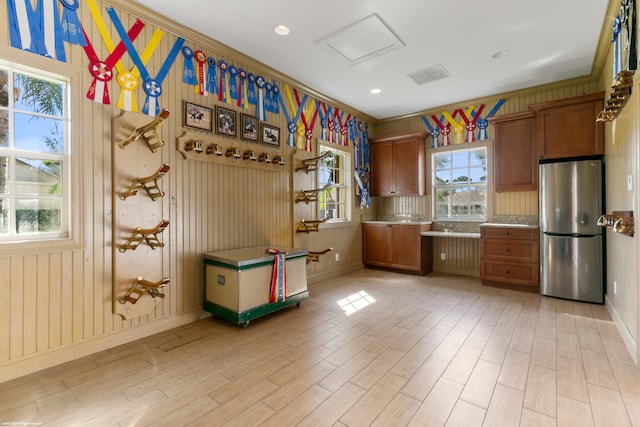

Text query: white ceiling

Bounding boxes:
[132,0,610,120]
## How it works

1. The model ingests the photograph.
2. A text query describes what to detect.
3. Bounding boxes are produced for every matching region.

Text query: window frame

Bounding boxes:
[317,142,352,225]
[0,48,83,255]
[430,140,493,222]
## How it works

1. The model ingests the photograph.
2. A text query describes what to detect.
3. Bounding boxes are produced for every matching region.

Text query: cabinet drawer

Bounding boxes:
[481,239,538,262]
[481,227,537,240]
[481,260,539,286]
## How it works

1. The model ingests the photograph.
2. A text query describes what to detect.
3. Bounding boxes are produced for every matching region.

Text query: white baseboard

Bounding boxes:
[0,309,210,384]
[605,295,638,367]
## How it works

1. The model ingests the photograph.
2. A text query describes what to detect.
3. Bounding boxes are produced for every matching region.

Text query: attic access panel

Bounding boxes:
[317,13,405,65]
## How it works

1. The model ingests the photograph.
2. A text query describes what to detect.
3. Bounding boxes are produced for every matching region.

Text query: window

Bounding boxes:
[0,63,69,241]
[433,146,487,220]
[317,143,351,222]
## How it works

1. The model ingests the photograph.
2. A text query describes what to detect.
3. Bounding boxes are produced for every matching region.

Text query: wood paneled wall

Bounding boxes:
[0,0,370,382]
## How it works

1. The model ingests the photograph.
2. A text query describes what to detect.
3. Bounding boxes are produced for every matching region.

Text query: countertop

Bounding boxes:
[422,231,481,238]
[363,221,433,225]
[480,223,539,229]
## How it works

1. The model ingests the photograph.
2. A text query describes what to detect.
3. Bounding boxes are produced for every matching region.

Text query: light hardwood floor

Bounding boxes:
[1,269,639,426]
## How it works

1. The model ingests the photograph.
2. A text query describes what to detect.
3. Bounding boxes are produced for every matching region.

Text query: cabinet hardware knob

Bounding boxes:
[504,231,510,235]
[505,269,511,274]
[505,248,511,252]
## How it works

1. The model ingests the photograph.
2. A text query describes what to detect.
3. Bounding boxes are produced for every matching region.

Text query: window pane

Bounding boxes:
[0,110,8,147]
[434,153,450,169]
[451,151,468,168]
[469,149,486,167]
[0,68,7,107]
[435,187,451,202]
[14,113,63,153]
[452,169,469,183]
[469,166,486,183]
[14,73,64,116]
[15,197,61,233]
[16,158,62,195]
[0,198,8,234]
[435,169,450,184]
[0,157,9,193]
[435,204,449,217]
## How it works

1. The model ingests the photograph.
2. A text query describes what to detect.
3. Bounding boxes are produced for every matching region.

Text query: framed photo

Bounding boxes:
[215,106,236,137]
[261,123,280,146]
[183,101,213,132]
[240,113,259,142]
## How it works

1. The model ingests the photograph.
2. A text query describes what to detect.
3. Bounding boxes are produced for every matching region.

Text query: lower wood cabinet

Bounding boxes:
[362,222,432,274]
[480,225,539,291]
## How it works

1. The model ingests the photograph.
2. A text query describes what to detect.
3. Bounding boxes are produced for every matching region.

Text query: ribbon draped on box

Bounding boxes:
[8,0,66,61]
[108,7,184,116]
[81,0,145,105]
[265,248,287,303]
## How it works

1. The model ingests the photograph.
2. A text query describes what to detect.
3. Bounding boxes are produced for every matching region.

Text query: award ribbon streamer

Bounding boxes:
[265,82,273,112]
[271,83,280,114]
[80,19,144,104]
[294,89,317,152]
[321,103,334,142]
[420,116,441,148]
[108,7,184,116]
[182,46,197,85]
[206,57,218,96]
[316,101,332,141]
[285,85,308,149]
[218,60,229,104]
[8,0,65,61]
[477,99,505,140]
[431,114,451,146]
[247,73,257,105]
[255,75,266,121]
[333,109,351,147]
[228,65,238,100]
[278,85,307,148]
[116,28,164,112]
[194,50,206,95]
[458,104,484,143]
[60,0,86,46]
[443,110,464,145]
[237,69,247,108]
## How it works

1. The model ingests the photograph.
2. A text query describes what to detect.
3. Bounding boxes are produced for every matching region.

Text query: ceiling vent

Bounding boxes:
[317,13,405,65]
[408,64,451,85]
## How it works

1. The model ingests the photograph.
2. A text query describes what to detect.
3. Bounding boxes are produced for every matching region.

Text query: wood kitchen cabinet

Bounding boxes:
[491,111,537,192]
[529,92,605,160]
[362,222,432,274]
[369,130,428,196]
[480,225,539,291]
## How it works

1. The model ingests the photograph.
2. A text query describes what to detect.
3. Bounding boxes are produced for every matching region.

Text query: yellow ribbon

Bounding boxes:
[443,110,465,144]
[86,0,126,73]
[116,28,164,111]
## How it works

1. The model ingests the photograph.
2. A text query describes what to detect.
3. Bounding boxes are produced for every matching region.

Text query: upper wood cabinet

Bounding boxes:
[529,92,605,160]
[369,130,428,196]
[491,111,538,192]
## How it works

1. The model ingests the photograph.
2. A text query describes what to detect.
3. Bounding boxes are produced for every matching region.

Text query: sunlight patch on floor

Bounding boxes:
[336,290,376,315]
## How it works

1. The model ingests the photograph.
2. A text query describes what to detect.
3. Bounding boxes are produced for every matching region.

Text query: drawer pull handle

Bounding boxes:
[505,248,511,252]
[504,231,510,235]
[505,269,511,274]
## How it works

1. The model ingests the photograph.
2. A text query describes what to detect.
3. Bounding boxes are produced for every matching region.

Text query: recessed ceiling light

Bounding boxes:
[275,25,290,36]
[370,88,382,94]
[491,49,510,59]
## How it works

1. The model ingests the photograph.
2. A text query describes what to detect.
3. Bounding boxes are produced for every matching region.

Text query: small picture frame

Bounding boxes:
[240,113,259,142]
[215,106,236,137]
[261,123,280,146]
[183,101,213,132]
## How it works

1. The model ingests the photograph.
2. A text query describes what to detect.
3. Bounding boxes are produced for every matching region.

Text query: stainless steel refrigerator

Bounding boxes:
[539,157,604,303]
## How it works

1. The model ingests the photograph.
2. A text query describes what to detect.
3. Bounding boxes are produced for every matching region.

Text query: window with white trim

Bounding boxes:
[433,146,487,220]
[317,143,351,222]
[0,64,69,241]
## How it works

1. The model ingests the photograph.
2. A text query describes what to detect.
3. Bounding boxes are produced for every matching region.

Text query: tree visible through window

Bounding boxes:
[433,147,487,220]
[317,144,351,222]
[0,64,68,240]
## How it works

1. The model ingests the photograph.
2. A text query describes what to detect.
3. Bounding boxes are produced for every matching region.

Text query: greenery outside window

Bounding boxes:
[433,146,487,220]
[318,143,351,222]
[0,63,69,241]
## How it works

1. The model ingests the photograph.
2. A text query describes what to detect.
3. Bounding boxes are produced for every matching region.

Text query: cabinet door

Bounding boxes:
[493,113,537,192]
[390,225,421,270]
[369,141,394,196]
[531,92,605,160]
[393,138,425,196]
[362,223,390,266]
